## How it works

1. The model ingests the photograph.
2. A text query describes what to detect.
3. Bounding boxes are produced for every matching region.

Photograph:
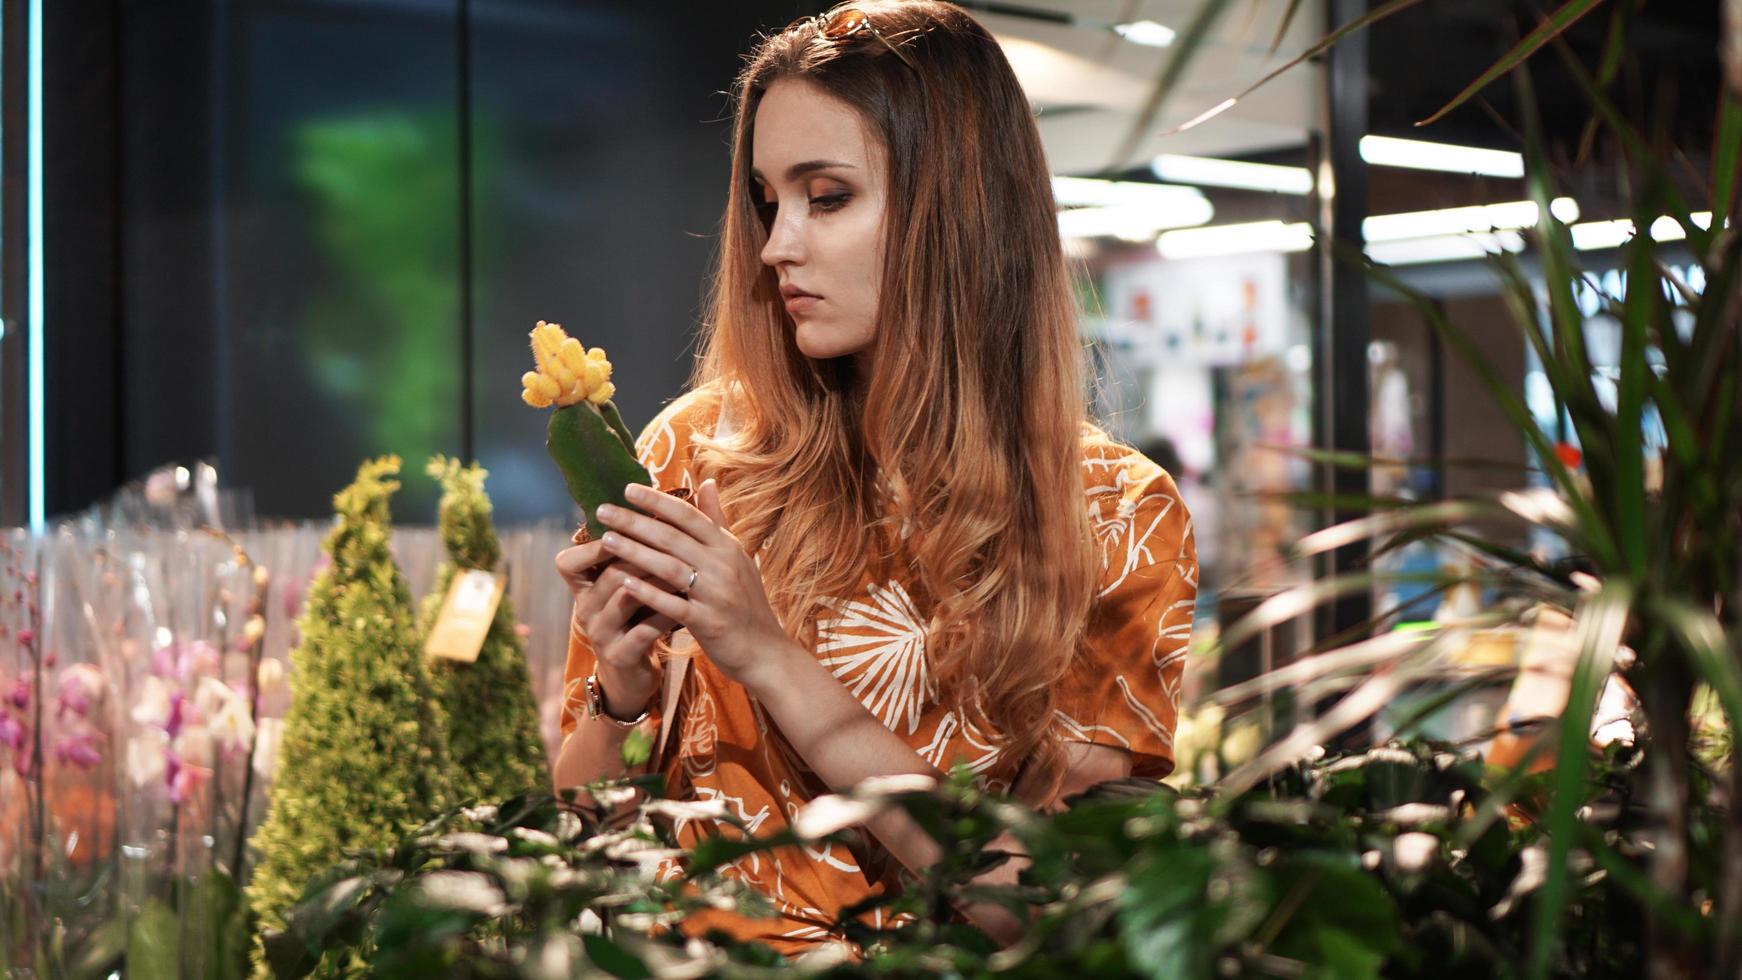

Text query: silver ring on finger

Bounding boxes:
[683,567,699,596]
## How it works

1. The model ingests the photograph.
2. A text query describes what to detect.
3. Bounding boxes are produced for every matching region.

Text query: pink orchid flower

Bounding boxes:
[53,731,103,770]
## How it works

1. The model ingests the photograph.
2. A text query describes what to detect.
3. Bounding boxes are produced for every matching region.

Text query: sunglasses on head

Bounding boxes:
[790,7,919,73]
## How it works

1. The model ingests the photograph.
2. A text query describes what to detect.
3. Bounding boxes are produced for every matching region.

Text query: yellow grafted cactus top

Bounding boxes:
[520,320,615,408]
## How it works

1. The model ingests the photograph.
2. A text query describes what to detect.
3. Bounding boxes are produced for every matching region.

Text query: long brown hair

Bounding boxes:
[687,0,1097,796]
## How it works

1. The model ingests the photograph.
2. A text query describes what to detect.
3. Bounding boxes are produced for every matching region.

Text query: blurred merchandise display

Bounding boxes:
[0,459,579,973]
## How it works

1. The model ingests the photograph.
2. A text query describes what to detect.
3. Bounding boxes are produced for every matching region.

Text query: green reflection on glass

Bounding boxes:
[293,111,488,514]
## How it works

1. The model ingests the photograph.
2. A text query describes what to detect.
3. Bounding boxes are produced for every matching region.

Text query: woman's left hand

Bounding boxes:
[595,479,792,691]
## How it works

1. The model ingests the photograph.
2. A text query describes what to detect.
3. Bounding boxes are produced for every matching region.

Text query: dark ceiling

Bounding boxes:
[1367,0,1723,157]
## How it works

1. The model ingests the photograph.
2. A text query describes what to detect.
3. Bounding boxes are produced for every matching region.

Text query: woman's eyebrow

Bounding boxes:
[750,159,858,182]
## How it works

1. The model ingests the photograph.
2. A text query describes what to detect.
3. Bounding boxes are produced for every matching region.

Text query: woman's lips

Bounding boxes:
[783,293,820,314]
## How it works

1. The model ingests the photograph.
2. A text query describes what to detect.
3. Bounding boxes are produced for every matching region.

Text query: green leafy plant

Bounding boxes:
[266,739,1662,978]
[263,765,784,978]
[420,455,549,805]
[1098,3,1742,975]
[246,457,453,976]
[1203,40,1742,980]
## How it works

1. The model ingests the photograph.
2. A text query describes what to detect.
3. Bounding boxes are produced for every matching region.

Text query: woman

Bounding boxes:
[552,0,1197,954]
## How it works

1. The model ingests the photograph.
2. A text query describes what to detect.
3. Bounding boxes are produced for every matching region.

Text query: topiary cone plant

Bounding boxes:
[420,455,549,804]
[245,456,452,976]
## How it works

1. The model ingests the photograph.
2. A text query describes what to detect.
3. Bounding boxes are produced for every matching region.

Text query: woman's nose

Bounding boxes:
[760,210,803,268]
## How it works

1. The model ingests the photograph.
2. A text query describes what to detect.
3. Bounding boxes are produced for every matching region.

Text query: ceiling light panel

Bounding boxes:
[1150,154,1314,194]
[1358,135,1524,178]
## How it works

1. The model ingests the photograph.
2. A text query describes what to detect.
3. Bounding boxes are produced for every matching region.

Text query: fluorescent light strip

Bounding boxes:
[1570,219,1633,251]
[1648,216,1686,241]
[1057,203,1213,241]
[1364,198,1577,243]
[1365,231,1525,266]
[1572,211,1714,250]
[28,0,45,533]
[1150,154,1314,195]
[1156,220,1314,260]
[1154,197,1594,261]
[1113,19,1176,48]
[1359,135,1524,178]
[1053,176,1215,241]
[1649,212,1713,241]
[1052,175,1208,210]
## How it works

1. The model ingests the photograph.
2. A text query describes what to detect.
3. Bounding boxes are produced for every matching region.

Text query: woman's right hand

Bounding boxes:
[556,539,674,719]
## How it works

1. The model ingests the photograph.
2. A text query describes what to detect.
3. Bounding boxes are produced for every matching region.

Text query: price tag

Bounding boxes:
[425,569,506,663]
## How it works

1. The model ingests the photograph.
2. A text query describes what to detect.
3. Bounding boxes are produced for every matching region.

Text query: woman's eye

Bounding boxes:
[753,192,848,224]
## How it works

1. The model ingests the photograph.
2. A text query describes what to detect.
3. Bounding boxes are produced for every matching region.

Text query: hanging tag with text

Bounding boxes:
[425,569,506,663]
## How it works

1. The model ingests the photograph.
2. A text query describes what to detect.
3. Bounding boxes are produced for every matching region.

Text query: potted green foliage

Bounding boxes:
[246,457,452,976]
[420,455,549,805]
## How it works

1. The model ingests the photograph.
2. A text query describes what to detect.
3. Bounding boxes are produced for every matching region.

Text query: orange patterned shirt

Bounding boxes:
[560,385,1198,954]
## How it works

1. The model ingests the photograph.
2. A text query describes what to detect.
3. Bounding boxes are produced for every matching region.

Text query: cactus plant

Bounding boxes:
[521,320,653,539]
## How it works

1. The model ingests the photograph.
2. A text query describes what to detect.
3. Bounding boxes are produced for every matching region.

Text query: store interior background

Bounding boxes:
[0,0,1722,731]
